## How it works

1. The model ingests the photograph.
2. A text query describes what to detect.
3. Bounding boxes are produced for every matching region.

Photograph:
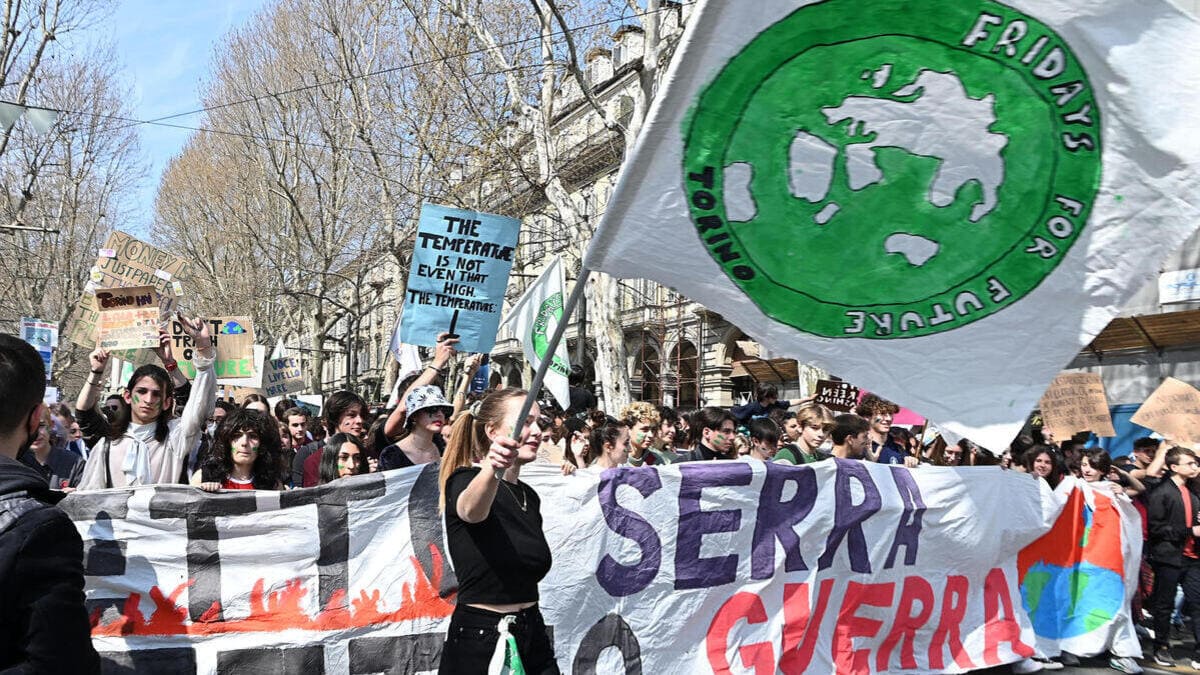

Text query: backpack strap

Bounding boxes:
[0,491,46,536]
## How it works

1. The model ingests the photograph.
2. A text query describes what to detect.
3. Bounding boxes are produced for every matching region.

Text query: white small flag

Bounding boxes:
[23,107,57,134]
[501,256,571,411]
[0,102,23,133]
[389,307,423,379]
[584,0,1200,449]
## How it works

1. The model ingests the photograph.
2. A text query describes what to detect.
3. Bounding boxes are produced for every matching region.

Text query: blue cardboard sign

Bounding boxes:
[399,204,520,353]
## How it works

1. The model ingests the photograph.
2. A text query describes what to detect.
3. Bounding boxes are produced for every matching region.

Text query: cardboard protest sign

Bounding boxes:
[399,203,520,353]
[1131,377,1200,447]
[233,387,268,405]
[95,286,160,350]
[1039,372,1116,439]
[66,231,189,347]
[263,356,305,398]
[171,317,256,381]
[813,378,859,412]
[581,0,1200,452]
[20,318,57,381]
[64,464,1139,673]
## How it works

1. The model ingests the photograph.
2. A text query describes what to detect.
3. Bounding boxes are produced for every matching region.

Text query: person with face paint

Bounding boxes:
[618,401,660,466]
[379,386,453,470]
[745,418,781,461]
[75,314,216,489]
[649,406,682,464]
[318,433,368,484]
[437,388,557,674]
[0,334,100,672]
[192,410,284,492]
[676,407,738,462]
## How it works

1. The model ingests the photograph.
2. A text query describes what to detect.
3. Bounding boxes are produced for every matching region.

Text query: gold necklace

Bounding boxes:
[500,479,527,512]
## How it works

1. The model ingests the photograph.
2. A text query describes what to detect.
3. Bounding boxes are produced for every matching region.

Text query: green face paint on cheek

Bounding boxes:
[132,394,140,405]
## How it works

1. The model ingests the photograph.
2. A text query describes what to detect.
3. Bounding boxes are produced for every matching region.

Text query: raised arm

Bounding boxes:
[168,315,216,458]
[152,329,188,390]
[74,348,110,415]
[451,353,484,419]
[384,333,459,438]
[74,349,113,447]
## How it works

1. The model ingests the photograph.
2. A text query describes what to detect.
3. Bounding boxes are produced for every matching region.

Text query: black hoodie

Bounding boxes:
[0,455,99,673]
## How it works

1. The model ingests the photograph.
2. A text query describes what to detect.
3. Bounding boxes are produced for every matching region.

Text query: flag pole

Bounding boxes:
[496,265,592,478]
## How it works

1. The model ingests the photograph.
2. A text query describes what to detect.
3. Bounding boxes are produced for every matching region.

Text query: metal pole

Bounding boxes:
[496,265,593,478]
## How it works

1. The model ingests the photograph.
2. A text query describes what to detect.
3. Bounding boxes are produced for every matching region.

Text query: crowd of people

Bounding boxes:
[0,323,1196,674]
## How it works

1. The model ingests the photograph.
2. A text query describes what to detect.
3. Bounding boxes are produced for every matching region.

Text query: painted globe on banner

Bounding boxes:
[1017,488,1126,638]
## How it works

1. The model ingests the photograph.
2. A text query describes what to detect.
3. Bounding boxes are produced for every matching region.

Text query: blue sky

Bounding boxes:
[67,1,271,235]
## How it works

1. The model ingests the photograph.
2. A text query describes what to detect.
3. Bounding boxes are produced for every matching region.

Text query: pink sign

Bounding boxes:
[856,390,926,426]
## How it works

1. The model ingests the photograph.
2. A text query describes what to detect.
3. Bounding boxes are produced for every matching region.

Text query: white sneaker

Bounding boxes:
[1037,659,1065,670]
[1109,656,1144,673]
[1012,658,1045,674]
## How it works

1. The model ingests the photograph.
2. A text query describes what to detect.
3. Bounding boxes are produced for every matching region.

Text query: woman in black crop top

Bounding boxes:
[437,388,558,674]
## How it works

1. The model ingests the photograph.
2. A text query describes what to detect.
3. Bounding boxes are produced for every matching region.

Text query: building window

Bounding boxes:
[617,95,634,128]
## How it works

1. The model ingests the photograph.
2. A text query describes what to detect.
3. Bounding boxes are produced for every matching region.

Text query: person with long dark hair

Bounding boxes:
[437,388,557,673]
[192,410,283,492]
[318,433,367,484]
[586,420,629,469]
[240,393,270,414]
[1023,445,1066,489]
[75,315,216,488]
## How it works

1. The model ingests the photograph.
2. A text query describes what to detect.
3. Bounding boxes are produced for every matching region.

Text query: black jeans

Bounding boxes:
[438,604,560,674]
[1151,557,1200,654]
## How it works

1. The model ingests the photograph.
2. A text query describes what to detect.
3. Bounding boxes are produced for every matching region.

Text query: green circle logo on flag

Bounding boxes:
[533,292,570,377]
[682,0,1102,339]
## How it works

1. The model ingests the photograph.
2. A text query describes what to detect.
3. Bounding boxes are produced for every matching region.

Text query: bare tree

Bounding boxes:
[422,0,681,410]
[0,40,142,397]
[152,0,479,394]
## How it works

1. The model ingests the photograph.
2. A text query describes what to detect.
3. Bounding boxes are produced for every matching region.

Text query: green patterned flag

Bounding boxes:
[487,615,526,675]
[585,0,1200,449]
[500,256,571,411]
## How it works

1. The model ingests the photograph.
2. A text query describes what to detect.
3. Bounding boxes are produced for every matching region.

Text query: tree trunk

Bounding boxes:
[587,271,630,411]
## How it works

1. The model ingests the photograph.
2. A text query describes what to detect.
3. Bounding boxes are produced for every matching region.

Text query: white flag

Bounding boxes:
[389,307,422,378]
[584,0,1200,450]
[500,256,571,411]
[23,107,57,134]
[0,102,23,132]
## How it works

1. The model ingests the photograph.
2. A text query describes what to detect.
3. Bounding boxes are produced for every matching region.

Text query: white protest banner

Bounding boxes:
[582,0,1200,451]
[66,231,189,348]
[95,286,160,350]
[263,356,305,397]
[399,203,520,353]
[67,462,1139,673]
[500,256,571,410]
